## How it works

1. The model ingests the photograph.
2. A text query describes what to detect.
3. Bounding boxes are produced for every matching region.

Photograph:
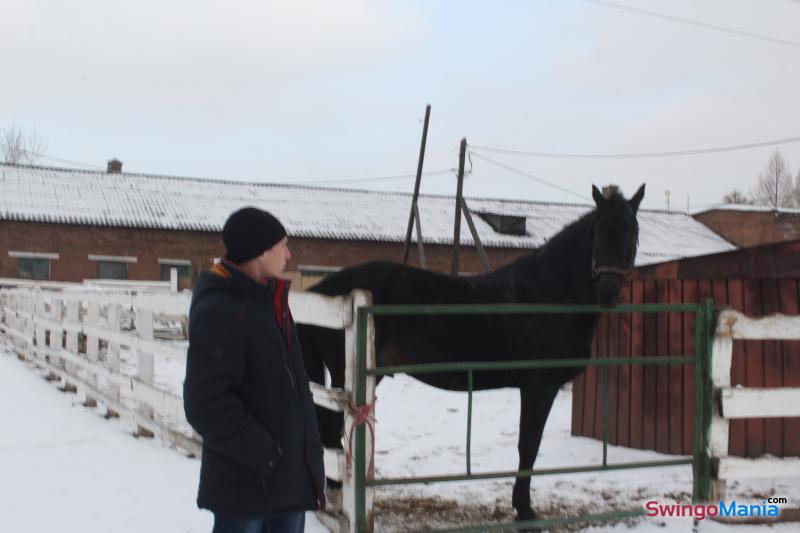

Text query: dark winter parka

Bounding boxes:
[183,261,325,517]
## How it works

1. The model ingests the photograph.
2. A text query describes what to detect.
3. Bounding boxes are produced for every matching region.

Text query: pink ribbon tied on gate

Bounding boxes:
[344,397,377,480]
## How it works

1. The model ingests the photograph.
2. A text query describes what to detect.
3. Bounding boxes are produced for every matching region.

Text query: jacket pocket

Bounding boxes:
[206,449,262,488]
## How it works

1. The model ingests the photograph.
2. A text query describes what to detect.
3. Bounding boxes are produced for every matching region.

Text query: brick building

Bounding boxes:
[0,162,734,290]
[692,204,800,248]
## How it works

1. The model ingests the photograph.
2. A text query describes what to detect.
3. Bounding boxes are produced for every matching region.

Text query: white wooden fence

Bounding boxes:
[0,281,374,533]
[709,309,800,498]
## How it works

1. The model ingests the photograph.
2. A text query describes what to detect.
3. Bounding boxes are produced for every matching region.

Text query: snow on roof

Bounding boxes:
[693,203,800,215]
[0,162,734,266]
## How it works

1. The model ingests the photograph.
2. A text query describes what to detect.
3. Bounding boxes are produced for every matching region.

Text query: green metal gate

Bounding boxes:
[351,300,715,532]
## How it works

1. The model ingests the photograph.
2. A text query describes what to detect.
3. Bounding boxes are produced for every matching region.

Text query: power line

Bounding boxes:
[31,154,105,170]
[0,146,456,186]
[469,135,800,160]
[0,142,105,170]
[582,0,800,49]
[468,151,588,201]
[272,168,456,186]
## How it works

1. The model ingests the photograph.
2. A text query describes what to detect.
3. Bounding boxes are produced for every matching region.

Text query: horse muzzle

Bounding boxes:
[595,273,624,308]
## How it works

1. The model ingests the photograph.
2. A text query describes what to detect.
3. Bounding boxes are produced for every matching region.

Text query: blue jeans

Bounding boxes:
[212,511,305,533]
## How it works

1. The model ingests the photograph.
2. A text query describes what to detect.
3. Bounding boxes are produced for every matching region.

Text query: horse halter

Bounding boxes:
[591,256,632,279]
[590,235,633,279]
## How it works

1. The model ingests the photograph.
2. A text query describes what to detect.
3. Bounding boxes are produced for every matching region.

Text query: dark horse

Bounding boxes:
[298,184,645,523]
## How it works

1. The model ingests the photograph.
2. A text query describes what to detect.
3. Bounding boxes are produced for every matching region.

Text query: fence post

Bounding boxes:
[106,341,122,418]
[137,309,154,340]
[51,299,64,349]
[342,294,358,533]
[136,348,156,437]
[86,301,100,362]
[133,305,156,434]
[702,298,715,501]
[99,301,122,418]
[25,292,35,358]
[33,290,44,353]
[51,299,64,323]
[344,290,375,533]
[342,290,375,533]
[65,300,80,353]
[83,300,102,407]
[26,291,38,356]
[709,322,732,501]
[61,299,82,392]
[35,322,45,350]
[62,299,81,390]
[106,303,116,329]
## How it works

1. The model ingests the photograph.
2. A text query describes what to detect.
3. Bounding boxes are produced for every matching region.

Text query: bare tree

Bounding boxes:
[795,169,800,208]
[751,150,795,209]
[1,122,47,165]
[722,189,751,204]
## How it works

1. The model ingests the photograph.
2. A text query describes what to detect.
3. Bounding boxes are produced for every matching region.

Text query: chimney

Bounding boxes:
[107,159,122,173]
[602,184,619,198]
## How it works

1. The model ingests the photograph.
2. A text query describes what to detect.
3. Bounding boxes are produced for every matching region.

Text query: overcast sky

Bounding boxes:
[2,0,799,211]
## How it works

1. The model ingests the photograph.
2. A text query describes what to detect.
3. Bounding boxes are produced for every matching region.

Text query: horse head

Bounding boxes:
[590,184,645,307]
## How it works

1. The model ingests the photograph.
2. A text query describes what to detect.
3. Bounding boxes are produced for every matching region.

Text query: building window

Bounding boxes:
[97,261,128,280]
[160,263,192,282]
[159,259,193,289]
[475,212,527,236]
[18,257,51,280]
[88,254,136,280]
[9,251,58,281]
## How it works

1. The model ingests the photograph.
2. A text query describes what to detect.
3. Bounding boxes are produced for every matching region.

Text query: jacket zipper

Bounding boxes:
[281,347,297,390]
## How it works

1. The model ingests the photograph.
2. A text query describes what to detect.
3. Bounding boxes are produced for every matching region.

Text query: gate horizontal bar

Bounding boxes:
[367,458,693,487]
[368,356,695,376]
[363,303,700,316]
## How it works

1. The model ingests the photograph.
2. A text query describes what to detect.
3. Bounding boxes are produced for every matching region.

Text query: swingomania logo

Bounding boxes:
[645,498,787,520]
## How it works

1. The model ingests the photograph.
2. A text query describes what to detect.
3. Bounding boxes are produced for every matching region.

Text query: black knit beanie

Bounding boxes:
[222,207,287,263]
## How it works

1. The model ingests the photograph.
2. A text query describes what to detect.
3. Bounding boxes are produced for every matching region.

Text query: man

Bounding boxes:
[184,207,325,533]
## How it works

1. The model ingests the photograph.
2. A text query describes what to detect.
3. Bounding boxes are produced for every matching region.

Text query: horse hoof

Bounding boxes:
[515,508,542,533]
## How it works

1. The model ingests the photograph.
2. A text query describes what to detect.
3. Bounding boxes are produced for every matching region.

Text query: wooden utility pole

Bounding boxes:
[451,138,467,275]
[402,104,431,267]
[412,202,426,268]
[460,197,491,272]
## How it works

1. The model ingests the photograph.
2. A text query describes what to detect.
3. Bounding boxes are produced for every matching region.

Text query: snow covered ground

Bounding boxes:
[0,342,326,533]
[371,377,800,532]
[1,336,797,532]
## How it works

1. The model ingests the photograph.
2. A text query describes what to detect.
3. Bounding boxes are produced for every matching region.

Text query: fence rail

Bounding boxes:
[1,284,194,452]
[11,284,798,530]
[709,309,800,497]
[0,281,367,533]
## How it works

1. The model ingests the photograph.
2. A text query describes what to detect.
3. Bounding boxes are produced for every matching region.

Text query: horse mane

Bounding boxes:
[484,205,597,303]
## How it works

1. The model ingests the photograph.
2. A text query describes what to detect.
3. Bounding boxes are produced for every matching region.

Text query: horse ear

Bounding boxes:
[592,185,605,208]
[629,184,646,211]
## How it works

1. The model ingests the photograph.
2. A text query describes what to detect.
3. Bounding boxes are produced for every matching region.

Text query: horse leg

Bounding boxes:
[512,382,560,526]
